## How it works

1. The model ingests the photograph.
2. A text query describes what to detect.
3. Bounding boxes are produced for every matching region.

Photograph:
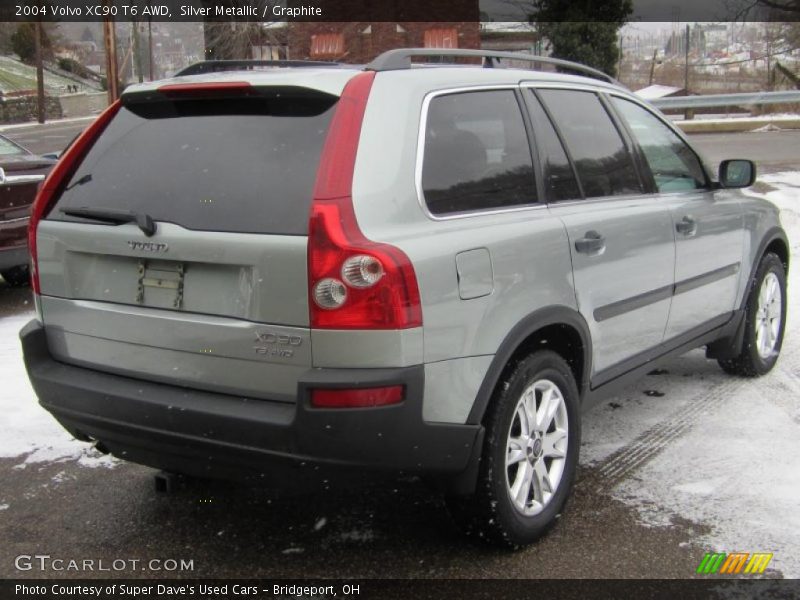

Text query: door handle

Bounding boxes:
[574,230,606,256]
[676,215,697,236]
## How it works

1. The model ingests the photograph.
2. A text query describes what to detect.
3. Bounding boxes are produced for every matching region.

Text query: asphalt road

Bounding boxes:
[0,118,94,156]
[689,129,800,174]
[0,124,797,581]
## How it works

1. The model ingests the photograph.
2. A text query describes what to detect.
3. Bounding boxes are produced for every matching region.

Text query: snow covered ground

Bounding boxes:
[582,171,800,577]
[0,312,116,469]
[0,172,798,576]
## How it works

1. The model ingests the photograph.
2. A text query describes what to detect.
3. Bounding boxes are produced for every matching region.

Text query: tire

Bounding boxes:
[719,252,786,377]
[1,265,30,287]
[446,350,580,548]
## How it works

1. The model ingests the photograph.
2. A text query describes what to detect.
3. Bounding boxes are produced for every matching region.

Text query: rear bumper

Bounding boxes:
[20,320,481,480]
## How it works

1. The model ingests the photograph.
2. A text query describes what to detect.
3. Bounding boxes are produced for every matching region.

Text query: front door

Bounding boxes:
[609,96,744,340]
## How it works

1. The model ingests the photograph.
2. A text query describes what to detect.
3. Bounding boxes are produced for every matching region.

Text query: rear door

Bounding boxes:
[525,87,676,377]
[36,86,338,402]
[608,96,744,339]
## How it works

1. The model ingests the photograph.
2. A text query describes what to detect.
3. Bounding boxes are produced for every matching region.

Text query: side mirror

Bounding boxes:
[719,159,755,188]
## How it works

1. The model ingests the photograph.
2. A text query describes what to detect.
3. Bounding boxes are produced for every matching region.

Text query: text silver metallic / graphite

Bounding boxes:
[270,5,323,17]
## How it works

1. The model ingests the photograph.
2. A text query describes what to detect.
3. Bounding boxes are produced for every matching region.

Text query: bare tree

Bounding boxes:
[202,0,282,60]
[727,0,800,19]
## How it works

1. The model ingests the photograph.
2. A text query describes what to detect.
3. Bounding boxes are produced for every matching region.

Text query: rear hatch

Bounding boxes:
[35,81,341,402]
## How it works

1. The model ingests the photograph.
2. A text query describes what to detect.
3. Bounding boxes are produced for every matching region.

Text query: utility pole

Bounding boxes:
[103,17,119,103]
[34,21,45,124]
[132,22,144,83]
[649,48,657,86]
[684,24,693,120]
[148,18,154,80]
[684,24,690,92]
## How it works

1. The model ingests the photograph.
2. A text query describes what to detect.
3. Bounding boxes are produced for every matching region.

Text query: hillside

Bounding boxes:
[0,55,101,95]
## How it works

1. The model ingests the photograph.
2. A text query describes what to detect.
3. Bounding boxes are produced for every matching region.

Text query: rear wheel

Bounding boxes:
[1,265,29,287]
[719,252,786,377]
[447,350,580,547]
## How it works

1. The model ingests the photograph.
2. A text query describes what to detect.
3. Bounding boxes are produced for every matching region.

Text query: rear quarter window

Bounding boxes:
[49,90,337,235]
[420,89,537,216]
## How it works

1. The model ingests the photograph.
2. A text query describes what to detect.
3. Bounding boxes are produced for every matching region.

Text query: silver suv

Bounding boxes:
[21,49,788,547]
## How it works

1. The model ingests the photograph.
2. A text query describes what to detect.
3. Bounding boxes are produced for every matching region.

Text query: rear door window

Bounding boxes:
[421,90,537,216]
[525,92,581,202]
[538,89,642,199]
[49,90,337,235]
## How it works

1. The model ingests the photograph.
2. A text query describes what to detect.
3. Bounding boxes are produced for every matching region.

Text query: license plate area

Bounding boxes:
[136,259,185,309]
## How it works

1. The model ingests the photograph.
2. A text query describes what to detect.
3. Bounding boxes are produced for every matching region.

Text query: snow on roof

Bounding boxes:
[480,22,537,33]
[635,84,684,100]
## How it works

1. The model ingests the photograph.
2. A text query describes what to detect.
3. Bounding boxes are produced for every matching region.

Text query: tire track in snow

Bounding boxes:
[591,341,800,489]
[592,376,751,488]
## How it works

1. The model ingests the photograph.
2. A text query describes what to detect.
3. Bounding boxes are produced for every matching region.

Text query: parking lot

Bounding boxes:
[1,125,798,579]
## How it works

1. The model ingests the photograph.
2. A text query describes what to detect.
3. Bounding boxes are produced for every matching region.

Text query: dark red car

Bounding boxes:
[0,134,56,286]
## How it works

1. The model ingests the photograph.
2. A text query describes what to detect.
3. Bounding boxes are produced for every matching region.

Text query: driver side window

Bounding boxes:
[611,97,708,193]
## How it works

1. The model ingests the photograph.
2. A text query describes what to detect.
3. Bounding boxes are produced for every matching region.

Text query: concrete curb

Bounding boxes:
[676,117,800,134]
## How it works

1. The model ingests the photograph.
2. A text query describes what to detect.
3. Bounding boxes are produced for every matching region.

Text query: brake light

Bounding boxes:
[28,100,121,294]
[310,386,405,408]
[308,72,422,330]
[157,81,253,97]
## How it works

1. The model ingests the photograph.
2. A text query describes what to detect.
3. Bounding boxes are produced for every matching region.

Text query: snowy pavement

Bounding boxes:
[580,171,800,577]
[0,172,798,578]
[0,313,116,469]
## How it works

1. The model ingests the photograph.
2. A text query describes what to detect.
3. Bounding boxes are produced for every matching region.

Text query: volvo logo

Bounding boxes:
[127,241,169,253]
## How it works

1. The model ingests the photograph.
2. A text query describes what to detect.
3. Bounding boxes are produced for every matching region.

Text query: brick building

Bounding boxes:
[288,22,481,64]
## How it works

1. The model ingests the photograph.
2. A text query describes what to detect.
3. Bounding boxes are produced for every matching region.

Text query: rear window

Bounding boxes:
[49,90,337,235]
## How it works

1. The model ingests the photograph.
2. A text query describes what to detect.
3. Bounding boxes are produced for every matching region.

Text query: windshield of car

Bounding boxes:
[0,136,27,157]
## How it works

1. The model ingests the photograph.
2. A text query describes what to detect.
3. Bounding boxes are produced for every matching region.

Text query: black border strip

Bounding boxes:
[590,311,735,390]
[594,284,673,323]
[674,262,741,296]
[594,262,741,323]
[2,1,798,22]
[3,578,798,600]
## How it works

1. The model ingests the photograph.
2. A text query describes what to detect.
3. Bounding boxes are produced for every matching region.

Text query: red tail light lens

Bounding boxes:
[28,100,122,294]
[157,81,253,98]
[308,72,422,330]
[310,385,405,408]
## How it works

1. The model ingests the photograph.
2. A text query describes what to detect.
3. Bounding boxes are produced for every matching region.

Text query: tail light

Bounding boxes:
[28,100,122,294]
[310,385,405,408]
[157,81,253,98]
[308,72,422,330]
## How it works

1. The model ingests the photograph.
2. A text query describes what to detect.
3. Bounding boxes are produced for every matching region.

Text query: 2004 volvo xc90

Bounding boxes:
[21,49,788,546]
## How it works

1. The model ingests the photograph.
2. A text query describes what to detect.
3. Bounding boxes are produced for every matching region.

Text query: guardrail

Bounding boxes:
[650,90,800,110]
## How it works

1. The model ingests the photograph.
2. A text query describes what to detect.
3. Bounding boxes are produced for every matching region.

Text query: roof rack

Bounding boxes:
[365,48,620,86]
[175,59,344,77]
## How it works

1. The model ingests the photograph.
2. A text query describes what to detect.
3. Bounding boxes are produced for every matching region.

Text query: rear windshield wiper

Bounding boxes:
[60,207,157,237]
